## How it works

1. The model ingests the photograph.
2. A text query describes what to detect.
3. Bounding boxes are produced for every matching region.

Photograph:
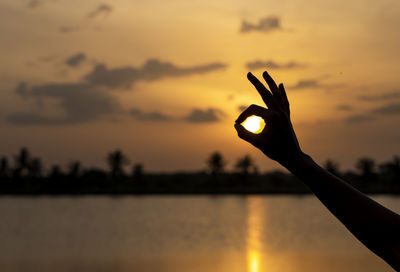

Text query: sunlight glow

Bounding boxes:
[242,116,265,134]
[249,250,260,272]
[247,197,263,272]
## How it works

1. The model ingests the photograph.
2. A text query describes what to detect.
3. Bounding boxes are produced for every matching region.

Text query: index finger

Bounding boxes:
[235,104,270,124]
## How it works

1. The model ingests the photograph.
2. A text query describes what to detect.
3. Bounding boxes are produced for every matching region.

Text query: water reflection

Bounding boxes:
[0,196,397,272]
[246,197,263,272]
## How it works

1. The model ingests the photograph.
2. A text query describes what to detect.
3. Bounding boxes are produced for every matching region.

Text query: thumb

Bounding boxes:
[234,123,258,143]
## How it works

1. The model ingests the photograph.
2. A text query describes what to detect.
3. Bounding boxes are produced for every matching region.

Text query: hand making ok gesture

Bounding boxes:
[234,71,304,167]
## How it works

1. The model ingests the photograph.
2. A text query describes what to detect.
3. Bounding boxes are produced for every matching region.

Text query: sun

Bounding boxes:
[242,115,265,134]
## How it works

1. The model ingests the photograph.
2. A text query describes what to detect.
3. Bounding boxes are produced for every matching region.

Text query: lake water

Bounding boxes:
[0,195,398,272]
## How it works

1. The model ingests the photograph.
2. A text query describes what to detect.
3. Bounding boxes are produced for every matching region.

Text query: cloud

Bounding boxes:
[38,55,56,63]
[238,105,247,112]
[358,91,400,101]
[26,0,41,9]
[9,81,225,125]
[336,104,353,111]
[10,55,229,125]
[130,108,173,122]
[184,108,224,123]
[65,52,87,68]
[87,4,113,19]
[59,26,80,33]
[130,108,228,123]
[246,60,306,70]
[290,79,320,89]
[290,78,343,90]
[344,114,373,124]
[84,64,139,88]
[15,82,28,96]
[372,103,400,115]
[8,82,121,125]
[84,59,227,88]
[240,16,282,33]
[129,108,226,123]
[8,113,66,125]
[344,103,400,124]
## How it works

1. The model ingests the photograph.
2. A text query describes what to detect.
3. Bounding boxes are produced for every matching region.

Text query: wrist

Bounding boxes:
[280,151,312,172]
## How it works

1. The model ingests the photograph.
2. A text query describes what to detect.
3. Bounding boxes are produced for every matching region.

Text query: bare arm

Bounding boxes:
[235,71,400,270]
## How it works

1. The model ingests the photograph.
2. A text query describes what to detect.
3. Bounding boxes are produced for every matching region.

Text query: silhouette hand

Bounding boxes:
[234,72,304,167]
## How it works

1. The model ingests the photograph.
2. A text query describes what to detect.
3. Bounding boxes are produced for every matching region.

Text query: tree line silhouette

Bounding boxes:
[0,147,399,194]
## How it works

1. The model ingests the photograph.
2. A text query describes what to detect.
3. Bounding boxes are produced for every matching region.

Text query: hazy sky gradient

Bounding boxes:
[1,0,400,172]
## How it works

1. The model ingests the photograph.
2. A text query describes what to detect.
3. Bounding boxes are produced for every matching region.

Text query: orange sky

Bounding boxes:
[1,0,400,172]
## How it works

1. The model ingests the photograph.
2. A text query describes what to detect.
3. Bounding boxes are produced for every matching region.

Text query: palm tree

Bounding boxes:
[28,158,42,178]
[0,157,9,178]
[356,157,376,179]
[235,155,255,176]
[14,147,31,177]
[107,149,129,177]
[132,163,143,180]
[379,156,400,181]
[323,159,341,177]
[49,165,62,179]
[389,156,400,180]
[207,151,226,175]
[68,161,81,178]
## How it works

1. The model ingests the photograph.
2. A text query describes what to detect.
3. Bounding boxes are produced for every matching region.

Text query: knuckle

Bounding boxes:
[270,110,282,120]
[249,104,257,109]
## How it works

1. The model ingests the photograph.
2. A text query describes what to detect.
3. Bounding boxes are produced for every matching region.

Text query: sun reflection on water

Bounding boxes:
[249,250,260,272]
[246,197,263,272]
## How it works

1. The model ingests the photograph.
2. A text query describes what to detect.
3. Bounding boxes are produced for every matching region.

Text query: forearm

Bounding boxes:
[282,153,400,269]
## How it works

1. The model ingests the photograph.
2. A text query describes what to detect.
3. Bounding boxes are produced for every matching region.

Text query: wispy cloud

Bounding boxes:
[38,55,56,63]
[290,78,343,90]
[372,103,400,115]
[246,60,306,70]
[129,107,226,123]
[344,114,373,123]
[344,103,400,124]
[65,52,87,68]
[240,16,283,33]
[57,4,113,34]
[358,91,400,101]
[291,79,320,89]
[87,4,113,19]
[336,104,353,111]
[59,26,80,34]
[26,0,41,9]
[184,108,224,123]
[238,105,247,112]
[130,108,173,122]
